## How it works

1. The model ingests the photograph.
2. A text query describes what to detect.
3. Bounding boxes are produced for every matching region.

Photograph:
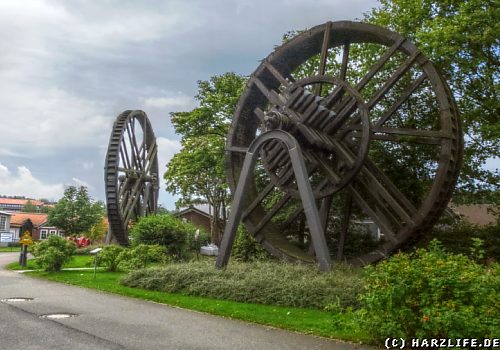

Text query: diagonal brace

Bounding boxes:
[216,130,332,271]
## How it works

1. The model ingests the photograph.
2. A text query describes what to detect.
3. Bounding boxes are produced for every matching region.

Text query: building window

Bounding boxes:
[49,229,57,235]
[40,229,48,239]
[0,216,6,230]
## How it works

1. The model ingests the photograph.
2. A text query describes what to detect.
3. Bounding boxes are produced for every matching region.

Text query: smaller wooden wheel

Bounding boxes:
[104,110,159,245]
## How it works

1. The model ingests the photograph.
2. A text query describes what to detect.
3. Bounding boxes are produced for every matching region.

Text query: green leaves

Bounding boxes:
[129,213,204,259]
[47,186,104,236]
[32,235,76,272]
[165,73,247,204]
[358,240,500,341]
[164,72,246,243]
[367,0,500,194]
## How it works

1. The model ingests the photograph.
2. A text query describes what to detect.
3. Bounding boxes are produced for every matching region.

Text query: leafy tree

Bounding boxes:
[85,219,107,242]
[48,186,105,236]
[129,213,199,258]
[365,0,499,200]
[164,72,247,244]
[22,200,38,213]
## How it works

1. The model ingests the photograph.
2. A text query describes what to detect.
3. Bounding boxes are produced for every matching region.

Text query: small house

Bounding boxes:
[9,212,65,240]
[174,206,212,233]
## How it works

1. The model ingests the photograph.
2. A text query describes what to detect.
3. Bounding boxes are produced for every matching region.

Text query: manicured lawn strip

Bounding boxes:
[26,269,370,344]
[0,247,20,253]
[7,255,94,270]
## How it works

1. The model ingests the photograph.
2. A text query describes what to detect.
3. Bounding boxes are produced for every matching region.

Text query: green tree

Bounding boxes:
[164,72,247,244]
[22,200,38,212]
[365,0,499,199]
[85,219,107,242]
[129,214,190,258]
[48,186,104,236]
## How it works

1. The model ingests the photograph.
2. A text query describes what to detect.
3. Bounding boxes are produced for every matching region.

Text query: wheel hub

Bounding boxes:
[261,76,371,198]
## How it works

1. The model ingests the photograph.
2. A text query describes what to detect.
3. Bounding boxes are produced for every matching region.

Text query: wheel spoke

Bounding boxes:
[314,21,332,96]
[254,107,266,123]
[246,193,292,236]
[346,125,449,145]
[122,142,158,225]
[251,77,284,107]
[363,158,419,218]
[351,159,420,232]
[242,161,296,220]
[348,185,398,243]
[376,73,426,126]
[320,84,346,111]
[322,38,407,132]
[263,61,292,86]
[126,123,144,172]
[366,50,420,109]
[337,190,352,261]
[309,153,341,185]
[356,37,405,91]
[339,43,350,82]
[279,177,330,228]
[120,138,132,170]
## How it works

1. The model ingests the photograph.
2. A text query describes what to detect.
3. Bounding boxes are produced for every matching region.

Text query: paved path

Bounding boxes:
[0,253,373,350]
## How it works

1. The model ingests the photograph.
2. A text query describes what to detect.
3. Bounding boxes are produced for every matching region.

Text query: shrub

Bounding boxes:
[130,214,199,258]
[98,245,125,271]
[185,229,210,253]
[32,235,76,272]
[358,240,500,342]
[117,244,168,271]
[231,226,270,262]
[121,260,363,309]
[421,219,500,262]
[74,244,102,255]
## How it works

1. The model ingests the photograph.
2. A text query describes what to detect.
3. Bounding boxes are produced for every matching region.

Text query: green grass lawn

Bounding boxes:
[6,254,94,270]
[26,269,370,344]
[0,246,21,253]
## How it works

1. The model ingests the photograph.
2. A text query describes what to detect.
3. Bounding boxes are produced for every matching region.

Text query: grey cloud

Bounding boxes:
[0,0,378,208]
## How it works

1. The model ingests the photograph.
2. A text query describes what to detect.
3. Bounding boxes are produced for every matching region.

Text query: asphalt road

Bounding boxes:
[0,253,373,350]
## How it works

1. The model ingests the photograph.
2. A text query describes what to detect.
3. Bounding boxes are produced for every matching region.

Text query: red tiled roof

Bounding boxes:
[10,212,48,227]
[0,198,45,206]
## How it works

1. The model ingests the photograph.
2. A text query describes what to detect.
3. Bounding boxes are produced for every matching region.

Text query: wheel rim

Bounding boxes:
[226,21,462,265]
[105,110,159,245]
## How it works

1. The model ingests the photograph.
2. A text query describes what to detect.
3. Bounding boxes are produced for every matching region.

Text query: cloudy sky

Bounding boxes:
[0,0,379,209]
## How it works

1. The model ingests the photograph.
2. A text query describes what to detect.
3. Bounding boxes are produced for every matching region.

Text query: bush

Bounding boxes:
[130,214,200,258]
[185,229,210,253]
[98,245,125,271]
[74,244,102,255]
[231,226,270,262]
[358,240,500,342]
[117,244,168,271]
[121,260,363,309]
[32,235,76,272]
[422,219,500,262]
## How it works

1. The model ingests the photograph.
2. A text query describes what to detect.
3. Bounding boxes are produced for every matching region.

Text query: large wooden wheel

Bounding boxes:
[105,110,159,245]
[225,21,463,266]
